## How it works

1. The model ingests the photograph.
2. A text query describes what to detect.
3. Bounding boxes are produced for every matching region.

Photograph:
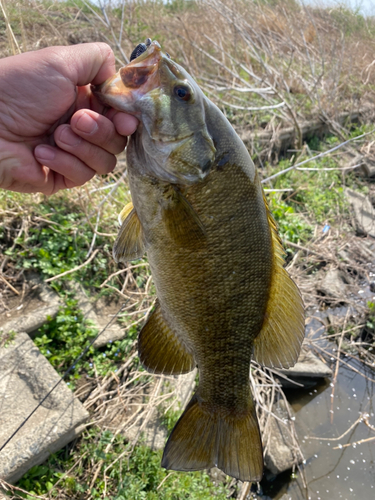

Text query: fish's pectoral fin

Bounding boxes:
[253,194,305,369]
[161,189,206,248]
[113,202,145,263]
[139,301,195,375]
[162,391,263,482]
[118,202,134,225]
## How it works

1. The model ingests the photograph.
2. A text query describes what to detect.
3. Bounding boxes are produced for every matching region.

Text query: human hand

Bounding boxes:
[0,43,138,195]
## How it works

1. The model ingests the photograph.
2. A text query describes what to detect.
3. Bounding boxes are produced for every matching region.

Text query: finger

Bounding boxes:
[55,43,117,86]
[48,171,71,194]
[34,144,97,187]
[53,124,118,175]
[111,112,139,137]
[70,109,127,155]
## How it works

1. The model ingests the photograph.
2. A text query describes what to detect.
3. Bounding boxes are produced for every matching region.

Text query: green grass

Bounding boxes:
[33,295,140,383]
[262,124,375,251]
[17,430,232,500]
[3,198,110,288]
[264,127,373,245]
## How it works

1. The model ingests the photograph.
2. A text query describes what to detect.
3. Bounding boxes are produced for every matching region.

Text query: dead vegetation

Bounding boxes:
[1,1,375,499]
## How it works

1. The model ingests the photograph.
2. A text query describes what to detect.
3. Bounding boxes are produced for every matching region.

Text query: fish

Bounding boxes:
[94,40,305,482]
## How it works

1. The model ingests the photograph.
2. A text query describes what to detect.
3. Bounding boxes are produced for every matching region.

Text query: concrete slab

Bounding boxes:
[0,283,61,338]
[345,188,375,238]
[71,283,125,348]
[0,332,89,484]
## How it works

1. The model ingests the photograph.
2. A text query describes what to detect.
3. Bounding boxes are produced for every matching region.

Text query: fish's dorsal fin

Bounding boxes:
[162,188,206,248]
[113,202,145,263]
[252,192,305,368]
[139,301,196,375]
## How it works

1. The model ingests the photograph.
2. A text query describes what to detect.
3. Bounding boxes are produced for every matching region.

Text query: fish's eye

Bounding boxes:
[174,85,192,102]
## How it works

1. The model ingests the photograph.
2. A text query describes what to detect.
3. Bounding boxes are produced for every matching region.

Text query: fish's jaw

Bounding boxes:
[92,73,139,114]
[92,42,167,113]
[128,130,210,186]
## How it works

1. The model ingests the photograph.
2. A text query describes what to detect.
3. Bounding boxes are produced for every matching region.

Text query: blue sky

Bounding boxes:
[301,0,375,16]
[91,1,375,17]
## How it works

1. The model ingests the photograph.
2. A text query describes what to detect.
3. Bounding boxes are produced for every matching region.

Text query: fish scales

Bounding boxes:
[130,154,271,399]
[94,40,305,482]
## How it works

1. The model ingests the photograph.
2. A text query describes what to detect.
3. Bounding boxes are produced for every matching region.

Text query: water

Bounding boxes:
[262,313,375,500]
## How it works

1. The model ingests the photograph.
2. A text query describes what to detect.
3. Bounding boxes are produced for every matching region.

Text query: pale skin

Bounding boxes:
[0,43,138,195]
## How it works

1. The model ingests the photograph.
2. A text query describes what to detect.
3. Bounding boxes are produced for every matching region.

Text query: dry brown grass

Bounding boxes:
[1,1,375,498]
[1,0,375,132]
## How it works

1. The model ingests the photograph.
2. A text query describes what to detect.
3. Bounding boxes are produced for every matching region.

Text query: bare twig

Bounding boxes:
[45,249,99,283]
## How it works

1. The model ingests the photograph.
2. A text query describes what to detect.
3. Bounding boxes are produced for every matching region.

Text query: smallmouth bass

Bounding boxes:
[94,40,305,482]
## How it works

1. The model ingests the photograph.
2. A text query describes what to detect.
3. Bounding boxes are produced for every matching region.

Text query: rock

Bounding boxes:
[264,399,301,476]
[126,403,168,450]
[275,346,332,388]
[0,332,89,483]
[345,188,375,238]
[0,283,61,338]
[355,152,375,178]
[70,283,126,348]
[316,268,349,300]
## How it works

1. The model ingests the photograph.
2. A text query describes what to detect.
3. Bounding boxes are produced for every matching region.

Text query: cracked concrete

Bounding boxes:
[0,332,89,484]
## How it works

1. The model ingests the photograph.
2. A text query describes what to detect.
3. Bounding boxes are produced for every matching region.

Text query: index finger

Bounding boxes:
[52,42,117,86]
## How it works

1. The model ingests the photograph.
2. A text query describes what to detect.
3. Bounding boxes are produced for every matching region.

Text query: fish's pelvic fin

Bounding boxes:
[139,301,195,375]
[253,194,305,369]
[162,189,206,247]
[113,202,145,263]
[161,392,263,482]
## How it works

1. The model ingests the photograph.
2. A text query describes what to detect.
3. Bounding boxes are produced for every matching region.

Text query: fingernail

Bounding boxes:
[34,145,56,161]
[60,126,82,146]
[76,112,98,134]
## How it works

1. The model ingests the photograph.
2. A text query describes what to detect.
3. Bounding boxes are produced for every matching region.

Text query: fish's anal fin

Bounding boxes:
[113,202,145,263]
[161,189,206,248]
[139,301,195,375]
[253,193,305,369]
[161,392,263,482]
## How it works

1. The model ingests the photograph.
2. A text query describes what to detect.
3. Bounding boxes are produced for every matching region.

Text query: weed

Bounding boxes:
[267,195,312,245]
[4,200,107,287]
[33,297,140,383]
[159,407,181,433]
[17,429,231,500]
[0,329,16,348]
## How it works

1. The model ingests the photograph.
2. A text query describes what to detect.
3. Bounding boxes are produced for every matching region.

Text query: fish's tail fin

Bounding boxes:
[161,392,263,482]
